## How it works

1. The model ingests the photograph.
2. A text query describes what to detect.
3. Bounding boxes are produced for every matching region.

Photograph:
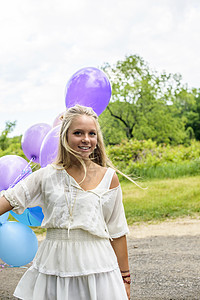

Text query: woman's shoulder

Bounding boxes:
[109,171,119,189]
[93,164,119,189]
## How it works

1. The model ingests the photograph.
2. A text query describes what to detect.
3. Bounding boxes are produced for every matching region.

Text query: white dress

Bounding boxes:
[0,165,129,300]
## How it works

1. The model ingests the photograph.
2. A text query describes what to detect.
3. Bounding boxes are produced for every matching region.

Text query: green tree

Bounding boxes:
[174,88,200,140]
[100,55,187,145]
[0,121,17,151]
[0,121,40,172]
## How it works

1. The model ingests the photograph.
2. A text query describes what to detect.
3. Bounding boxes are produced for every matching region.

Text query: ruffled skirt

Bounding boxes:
[13,228,128,300]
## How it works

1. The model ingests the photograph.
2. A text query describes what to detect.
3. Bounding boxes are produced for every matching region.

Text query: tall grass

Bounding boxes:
[128,159,200,180]
[107,139,200,180]
[121,176,200,224]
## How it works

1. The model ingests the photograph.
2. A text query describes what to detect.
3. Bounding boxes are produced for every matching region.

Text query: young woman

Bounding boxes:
[0,105,131,299]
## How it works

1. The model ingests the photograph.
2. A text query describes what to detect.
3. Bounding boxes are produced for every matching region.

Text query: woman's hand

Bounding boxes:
[124,282,130,299]
[122,271,131,299]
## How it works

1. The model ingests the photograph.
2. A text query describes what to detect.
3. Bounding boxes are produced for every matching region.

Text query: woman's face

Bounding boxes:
[67,115,98,159]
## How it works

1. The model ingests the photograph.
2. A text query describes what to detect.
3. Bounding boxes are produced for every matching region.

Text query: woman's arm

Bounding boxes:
[0,196,13,216]
[111,235,131,299]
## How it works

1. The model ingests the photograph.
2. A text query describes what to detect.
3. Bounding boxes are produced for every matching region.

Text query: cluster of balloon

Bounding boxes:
[0,155,40,266]
[0,66,111,267]
[0,123,56,267]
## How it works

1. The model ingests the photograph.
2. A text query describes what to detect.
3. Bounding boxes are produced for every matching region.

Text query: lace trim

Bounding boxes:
[0,190,20,210]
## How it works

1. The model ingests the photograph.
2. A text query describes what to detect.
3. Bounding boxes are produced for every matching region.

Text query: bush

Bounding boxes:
[107,139,200,180]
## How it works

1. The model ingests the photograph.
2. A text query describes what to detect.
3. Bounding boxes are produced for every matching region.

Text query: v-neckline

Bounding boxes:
[63,167,110,192]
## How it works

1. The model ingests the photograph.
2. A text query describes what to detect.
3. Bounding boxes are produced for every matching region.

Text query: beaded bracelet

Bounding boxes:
[122,274,130,279]
[121,269,130,274]
[122,277,131,284]
[122,273,131,284]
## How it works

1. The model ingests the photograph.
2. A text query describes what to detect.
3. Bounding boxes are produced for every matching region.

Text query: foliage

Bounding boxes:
[0,134,25,158]
[107,139,200,179]
[100,54,199,145]
[0,121,27,159]
[174,88,200,140]
[0,121,17,151]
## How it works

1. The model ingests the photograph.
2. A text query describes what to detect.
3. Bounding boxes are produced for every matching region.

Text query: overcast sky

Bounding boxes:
[0,0,200,137]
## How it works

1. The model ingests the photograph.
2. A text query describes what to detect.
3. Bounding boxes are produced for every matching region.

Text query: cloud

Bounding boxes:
[0,0,200,136]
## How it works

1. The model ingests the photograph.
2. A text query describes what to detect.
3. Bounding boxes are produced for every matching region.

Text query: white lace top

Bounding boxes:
[0,164,129,240]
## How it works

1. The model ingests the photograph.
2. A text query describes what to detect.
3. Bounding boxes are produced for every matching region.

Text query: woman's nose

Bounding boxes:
[82,134,89,142]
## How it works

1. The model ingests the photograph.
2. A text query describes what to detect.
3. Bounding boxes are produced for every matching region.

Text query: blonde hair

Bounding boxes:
[54,104,143,188]
[54,105,108,168]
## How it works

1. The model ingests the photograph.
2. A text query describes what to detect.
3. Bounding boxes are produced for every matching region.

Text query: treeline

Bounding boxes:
[99,55,200,146]
[1,54,200,180]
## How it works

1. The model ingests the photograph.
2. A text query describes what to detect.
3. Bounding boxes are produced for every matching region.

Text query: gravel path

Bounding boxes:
[1,218,200,300]
[128,235,200,299]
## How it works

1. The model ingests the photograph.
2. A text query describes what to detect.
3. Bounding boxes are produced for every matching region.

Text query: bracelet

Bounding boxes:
[120,269,130,273]
[122,274,130,279]
[122,273,131,284]
[123,278,131,284]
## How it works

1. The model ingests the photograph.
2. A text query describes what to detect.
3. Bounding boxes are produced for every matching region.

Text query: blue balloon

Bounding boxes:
[28,207,44,223]
[0,221,38,267]
[10,209,41,227]
[0,212,9,224]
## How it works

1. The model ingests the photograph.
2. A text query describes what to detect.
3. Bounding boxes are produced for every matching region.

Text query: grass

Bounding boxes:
[121,175,200,225]
[122,160,200,180]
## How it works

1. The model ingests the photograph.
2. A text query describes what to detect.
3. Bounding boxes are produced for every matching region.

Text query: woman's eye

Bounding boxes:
[74,131,81,135]
[90,132,96,136]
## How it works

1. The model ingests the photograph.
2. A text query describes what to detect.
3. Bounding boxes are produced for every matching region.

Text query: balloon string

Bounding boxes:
[0,263,28,271]
[9,157,35,188]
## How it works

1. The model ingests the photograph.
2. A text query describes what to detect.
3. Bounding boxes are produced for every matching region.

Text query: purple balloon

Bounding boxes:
[65,67,111,116]
[39,125,61,168]
[21,123,51,163]
[0,155,32,191]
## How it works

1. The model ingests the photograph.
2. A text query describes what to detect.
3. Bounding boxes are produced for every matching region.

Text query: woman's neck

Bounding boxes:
[68,156,94,171]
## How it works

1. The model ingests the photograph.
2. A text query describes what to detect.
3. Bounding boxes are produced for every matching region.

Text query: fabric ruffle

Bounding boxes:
[14,267,128,300]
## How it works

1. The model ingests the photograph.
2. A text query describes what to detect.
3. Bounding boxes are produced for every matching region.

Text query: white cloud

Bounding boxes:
[0,0,200,136]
